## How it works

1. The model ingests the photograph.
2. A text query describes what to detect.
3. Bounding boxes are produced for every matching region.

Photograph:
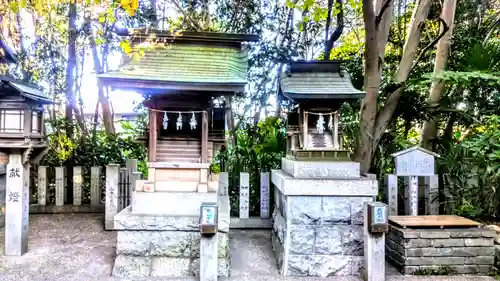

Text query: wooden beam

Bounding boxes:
[148,109,157,162]
[302,110,308,149]
[333,112,339,149]
[201,111,208,163]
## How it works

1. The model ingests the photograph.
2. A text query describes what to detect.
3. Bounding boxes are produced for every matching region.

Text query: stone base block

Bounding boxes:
[112,255,230,278]
[272,195,372,276]
[272,170,377,196]
[116,230,230,258]
[281,158,360,179]
[386,226,496,275]
[132,191,218,215]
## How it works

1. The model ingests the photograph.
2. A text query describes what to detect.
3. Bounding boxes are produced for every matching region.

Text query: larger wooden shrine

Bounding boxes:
[280,60,364,160]
[98,30,258,163]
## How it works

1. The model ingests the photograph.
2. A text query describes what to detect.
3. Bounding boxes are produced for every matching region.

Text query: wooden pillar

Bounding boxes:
[148,109,157,162]
[302,110,308,149]
[333,111,340,149]
[201,111,208,163]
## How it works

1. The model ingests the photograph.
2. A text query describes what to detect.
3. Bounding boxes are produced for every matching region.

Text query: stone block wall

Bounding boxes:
[272,188,373,277]
[113,230,230,278]
[386,226,496,275]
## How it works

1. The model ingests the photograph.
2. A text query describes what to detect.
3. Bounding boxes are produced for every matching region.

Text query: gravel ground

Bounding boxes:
[0,214,496,281]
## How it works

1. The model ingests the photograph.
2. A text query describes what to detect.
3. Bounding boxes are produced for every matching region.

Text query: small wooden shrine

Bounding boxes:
[280,60,364,160]
[98,30,258,163]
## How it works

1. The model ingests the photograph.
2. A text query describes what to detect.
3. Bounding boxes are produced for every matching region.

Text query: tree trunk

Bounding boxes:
[355,0,432,173]
[64,1,77,204]
[90,33,115,134]
[420,0,457,150]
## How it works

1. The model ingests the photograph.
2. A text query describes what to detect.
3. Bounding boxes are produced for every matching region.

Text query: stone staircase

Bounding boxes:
[307,132,334,148]
[156,139,213,163]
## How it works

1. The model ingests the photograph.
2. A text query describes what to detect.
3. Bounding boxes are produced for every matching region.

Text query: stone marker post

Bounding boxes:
[219,172,228,196]
[90,166,101,206]
[387,146,440,216]
[37,166,47,206]
[4,153,29,256]
[55,167,65,206]
[239,172,249,219]
[73,166,83,206]
[200,233,218,281]
[363,202,386,281]
[260,172,270,219]
[105,164,120,230]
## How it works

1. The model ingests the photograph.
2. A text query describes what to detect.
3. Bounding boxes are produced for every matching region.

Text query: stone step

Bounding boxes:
[149,181,217,192]
[131,191,218,215]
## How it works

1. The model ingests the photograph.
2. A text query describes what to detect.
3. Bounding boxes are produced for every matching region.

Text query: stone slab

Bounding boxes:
[114,205,229,233]
[272,170,377,196]
[132,191,218,215]
[116,230,229,258]
[148,162,210,169]
[281,158,360,179]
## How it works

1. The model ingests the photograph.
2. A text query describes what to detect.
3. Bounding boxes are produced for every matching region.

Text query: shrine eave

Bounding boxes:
[114,28,259,45]
[283,92,365,101]
[98,76,246,93]
[0,76,55,104]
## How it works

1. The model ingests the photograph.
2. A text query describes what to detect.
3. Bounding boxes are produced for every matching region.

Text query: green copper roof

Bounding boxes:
[98,44,249,85]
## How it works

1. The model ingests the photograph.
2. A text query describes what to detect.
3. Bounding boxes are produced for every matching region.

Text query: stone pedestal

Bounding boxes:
[271,158,378,277]
[112,162,230,278]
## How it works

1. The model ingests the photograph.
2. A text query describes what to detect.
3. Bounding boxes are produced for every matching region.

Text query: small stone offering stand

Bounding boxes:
[272,60,378,277]
[386,215,496,275]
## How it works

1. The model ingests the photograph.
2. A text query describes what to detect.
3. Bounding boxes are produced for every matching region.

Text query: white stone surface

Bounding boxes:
[115,200,230,232]
[363,202,385,281]
[219,172,229,196]
[394,148,436,176]
[281,158,360,179]
[37,166,47,206]
[425,174,439,215]
[272,170,377,196]
[90,167,101,206]
[131,191,217,215]
[408,176,418,216]
[55,167,65,206]
[4,155,29,256]
[386,174,398,216]
[200,234,219,281]
[260,172,270,219]
[148,162,210,169]
[239,172,249,219]
[73,166,83,206]
[105,164,119,230]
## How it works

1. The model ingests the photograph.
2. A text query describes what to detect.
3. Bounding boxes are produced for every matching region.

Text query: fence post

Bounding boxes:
[55,167,65,206]
[126,159,138,172]
[37,166,48,206]
[219,172,228,196]
[129,171,141,208]
[260,172,270,219]
[386,174,398,216]
[90,167,101,206]
[105,164,120,230]
[73,166,83,206]
[239,172,249,219]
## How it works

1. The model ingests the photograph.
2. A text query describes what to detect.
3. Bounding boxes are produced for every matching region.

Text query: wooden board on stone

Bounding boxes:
[389,215,481,229]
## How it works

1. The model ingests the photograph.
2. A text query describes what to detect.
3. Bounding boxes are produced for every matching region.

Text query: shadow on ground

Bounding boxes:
[0,214,495,281]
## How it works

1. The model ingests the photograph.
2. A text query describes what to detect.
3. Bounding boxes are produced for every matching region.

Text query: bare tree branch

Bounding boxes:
[376,0,393,25]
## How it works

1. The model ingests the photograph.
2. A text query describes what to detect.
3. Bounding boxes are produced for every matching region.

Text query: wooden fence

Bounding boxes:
[30,159,142,218]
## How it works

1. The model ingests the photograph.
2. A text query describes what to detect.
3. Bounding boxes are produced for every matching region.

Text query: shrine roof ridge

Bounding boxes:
[286,60,346,73]
[391,146,440,158]
[114,28,259,45]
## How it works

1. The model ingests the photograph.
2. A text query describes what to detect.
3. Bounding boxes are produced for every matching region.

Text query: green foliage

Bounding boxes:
[226,117,286,217]
[412,266,455,276]
[41,117,147,171]
[439,115,500,219]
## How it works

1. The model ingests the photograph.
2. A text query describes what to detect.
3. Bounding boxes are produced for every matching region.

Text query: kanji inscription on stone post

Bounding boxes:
[260,172,270,219]
[239,172,250,219]
[5,162,29,256]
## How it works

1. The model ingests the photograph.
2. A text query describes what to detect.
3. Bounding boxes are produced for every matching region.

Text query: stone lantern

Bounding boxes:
[1,35,54,256]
